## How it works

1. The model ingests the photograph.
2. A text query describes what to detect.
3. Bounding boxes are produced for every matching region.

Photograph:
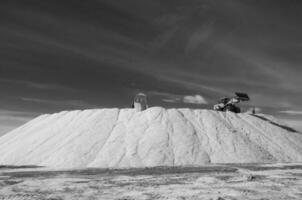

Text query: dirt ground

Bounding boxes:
[0,163,302,200]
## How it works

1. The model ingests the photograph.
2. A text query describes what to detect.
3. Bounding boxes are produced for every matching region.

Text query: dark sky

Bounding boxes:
[1,0,302,134]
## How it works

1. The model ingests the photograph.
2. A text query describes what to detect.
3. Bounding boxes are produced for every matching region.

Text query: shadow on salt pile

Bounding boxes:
[207,163,302,171]
[2,166,238,178]
[251,114,299,133]
[0,165,42,170]
[3,164,302,179]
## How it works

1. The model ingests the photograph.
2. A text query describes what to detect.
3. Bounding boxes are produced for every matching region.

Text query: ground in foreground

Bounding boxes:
[0,163,302,200]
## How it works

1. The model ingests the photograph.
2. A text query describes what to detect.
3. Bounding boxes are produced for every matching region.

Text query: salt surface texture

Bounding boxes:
[0,107,301,168]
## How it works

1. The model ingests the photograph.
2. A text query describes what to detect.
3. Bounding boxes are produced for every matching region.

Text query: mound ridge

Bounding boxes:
[0,107,301,168]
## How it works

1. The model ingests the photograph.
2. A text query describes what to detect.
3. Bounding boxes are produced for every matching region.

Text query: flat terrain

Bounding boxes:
[0,163,302,200]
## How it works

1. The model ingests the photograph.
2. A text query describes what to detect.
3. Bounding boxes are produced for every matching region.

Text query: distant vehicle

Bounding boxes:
[213,92,250,113]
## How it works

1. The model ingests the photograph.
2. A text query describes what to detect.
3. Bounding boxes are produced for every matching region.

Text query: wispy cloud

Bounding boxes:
[0,109,38,136]
[162,98,179,103]
[0,78,76,92]
[216,42,302,93]
[20,97,96,108]
[183,95,208,105]
[149,91,208,105]
[279,118,302,132]
[0,109,36,123]
[246,107,262,114]
[0,125,16,136]
[279,110,302,115]
[0,109,39,118]
[155,74,229,95]
[185,22,214,53]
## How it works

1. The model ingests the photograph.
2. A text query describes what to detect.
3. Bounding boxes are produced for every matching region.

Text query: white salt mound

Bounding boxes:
[0,107,301,168]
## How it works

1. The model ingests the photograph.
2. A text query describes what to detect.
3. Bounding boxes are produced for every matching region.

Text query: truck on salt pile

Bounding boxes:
[213,92,250,113]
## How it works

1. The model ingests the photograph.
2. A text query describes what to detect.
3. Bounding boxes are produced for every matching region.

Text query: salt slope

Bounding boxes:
[0,107,301,168]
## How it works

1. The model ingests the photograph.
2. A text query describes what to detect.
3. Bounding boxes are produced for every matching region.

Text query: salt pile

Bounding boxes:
[0,107,301,168]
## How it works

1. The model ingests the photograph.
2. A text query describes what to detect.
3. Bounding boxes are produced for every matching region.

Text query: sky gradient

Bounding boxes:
[1,0,302,135]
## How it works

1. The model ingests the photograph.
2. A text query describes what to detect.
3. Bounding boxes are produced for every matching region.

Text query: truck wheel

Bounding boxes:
[224,105,241,113]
